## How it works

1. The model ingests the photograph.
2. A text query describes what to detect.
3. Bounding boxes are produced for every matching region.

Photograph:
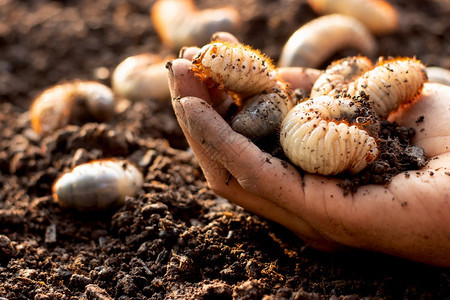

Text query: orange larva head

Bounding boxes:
[191,42,218,70]
[365,148,378,163]
[30,84,76,135]
[30,81,115,136]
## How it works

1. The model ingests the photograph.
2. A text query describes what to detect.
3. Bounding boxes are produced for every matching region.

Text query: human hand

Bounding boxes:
[167,33,450,267]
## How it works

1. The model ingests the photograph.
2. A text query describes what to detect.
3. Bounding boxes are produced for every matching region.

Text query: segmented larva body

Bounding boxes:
[230,82,294,139]
[280,57,427,175]
[112,53,174,102]
[426,67,450,86]
[193,41,294,139]
[347,58,427,118]
[151,0,240,50]
[278,14,377,68]
[52,159,143,211]
[310,56,373,98]
[307,0,399,35]
[280,96,378,175]
[30,81,115,136]
[193,41,279,97]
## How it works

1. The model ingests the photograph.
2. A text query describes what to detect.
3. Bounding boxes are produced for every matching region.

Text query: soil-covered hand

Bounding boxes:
[167,35,450,267]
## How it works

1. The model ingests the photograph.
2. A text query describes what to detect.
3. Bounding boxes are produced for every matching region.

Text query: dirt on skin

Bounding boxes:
[0,0,449,299]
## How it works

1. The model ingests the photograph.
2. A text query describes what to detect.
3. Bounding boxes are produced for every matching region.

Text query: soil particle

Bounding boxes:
[85,284,114,300]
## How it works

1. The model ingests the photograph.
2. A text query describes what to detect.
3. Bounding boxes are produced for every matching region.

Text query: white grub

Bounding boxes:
[280,96,379,175]
[307,0,399,35]
[281,57,427,175]
[52,159,143,211]
[231,82,293,139]
[426,67,450,86]
[151,0,240,50]
[30,81,115,136]
[193,41,279,97]
[347,58,427,118]
[311,56,373,98]
[193,41,294,138]
[112,53,173,102]
[278,14,377,68]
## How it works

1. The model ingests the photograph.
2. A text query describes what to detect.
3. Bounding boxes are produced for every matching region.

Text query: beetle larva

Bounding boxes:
[347,58,427,118]
[307,0,399,35]
[280,95,379,175]
[151,0,240,50]
[280,57,427,175]
[52,159,143,211]
[193,41,294,138]
[278,14,377,68]
[112,53,174,102]
[193,41,279,97]
[426,67,450,86]
[30,81,115,136]
[230,82,294,139]
[310,56,373,98]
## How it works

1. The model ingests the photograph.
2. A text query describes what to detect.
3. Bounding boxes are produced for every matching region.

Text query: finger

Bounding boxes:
[278,67,322,92]
[389,83,450,157]
[168,58,235,116]
[211,31,240,43]
[179,46,201,60]
[167,58,211,101]
[174,102,230,188]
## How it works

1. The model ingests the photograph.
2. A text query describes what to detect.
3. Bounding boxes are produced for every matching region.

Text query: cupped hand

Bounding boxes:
[167,33,450,267]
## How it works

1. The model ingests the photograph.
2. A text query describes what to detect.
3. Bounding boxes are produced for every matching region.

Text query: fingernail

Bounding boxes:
[165,60,173,73]
[166,61,176,99]
[172,97,186,124]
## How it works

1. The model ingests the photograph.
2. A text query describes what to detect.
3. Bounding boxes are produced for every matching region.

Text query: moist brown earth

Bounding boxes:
[1,0,449,299]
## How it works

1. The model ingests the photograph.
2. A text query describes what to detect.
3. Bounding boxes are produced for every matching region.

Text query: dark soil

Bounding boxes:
[1,0,449,299]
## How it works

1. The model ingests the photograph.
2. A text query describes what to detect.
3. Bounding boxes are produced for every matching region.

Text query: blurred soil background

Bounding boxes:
[0,0,449,299]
